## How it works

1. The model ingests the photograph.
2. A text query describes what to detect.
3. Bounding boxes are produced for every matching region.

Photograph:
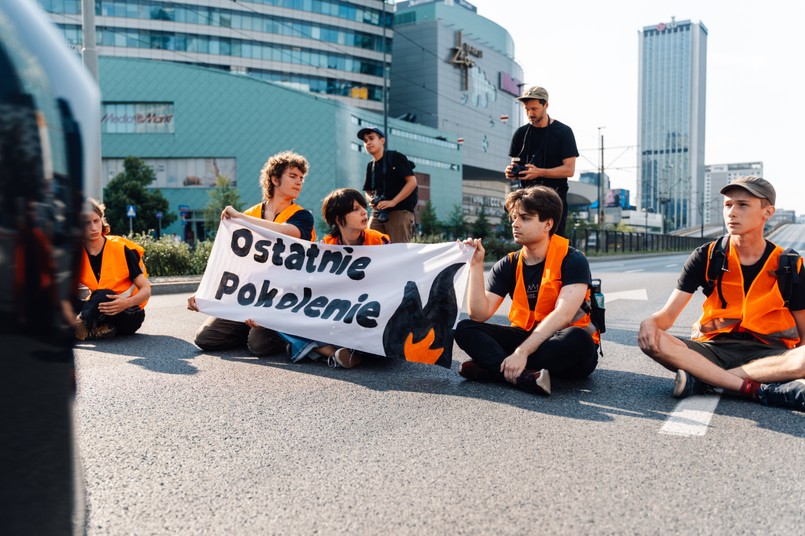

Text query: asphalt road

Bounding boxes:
[74,248,805,535]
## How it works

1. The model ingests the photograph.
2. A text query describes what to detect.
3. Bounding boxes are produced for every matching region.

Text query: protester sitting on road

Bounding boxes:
[275,188,390,368]
[638,176,805,411]
[454,186,599,396]
[75,198,150,340]
[187,150,315,356]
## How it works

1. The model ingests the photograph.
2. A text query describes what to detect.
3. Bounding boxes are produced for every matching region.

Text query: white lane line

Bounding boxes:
[664,263,678,267]
[625,269,644,273]
[607,288,648,303]
[659,394,721,436]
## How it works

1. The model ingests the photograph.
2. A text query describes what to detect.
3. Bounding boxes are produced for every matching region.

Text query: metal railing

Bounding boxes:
[569,229,711,255]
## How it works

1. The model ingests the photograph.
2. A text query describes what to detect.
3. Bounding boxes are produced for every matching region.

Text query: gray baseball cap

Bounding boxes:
[516,86,549,102]
[720,176,776,205]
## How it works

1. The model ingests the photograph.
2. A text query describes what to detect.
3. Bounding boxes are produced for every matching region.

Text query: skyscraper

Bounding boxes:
[637,19,707,232]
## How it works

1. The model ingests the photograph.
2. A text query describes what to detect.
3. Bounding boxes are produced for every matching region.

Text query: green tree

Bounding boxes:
[103,156,175,235]
[418,200,442,237]
[204,174,242,239]
[497,209,511,239]
[444,203,466,240]
[471,205,491,239]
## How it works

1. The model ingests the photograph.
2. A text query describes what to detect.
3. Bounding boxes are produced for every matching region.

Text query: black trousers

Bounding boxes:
[454,320,597,379]
[78,289,145,336]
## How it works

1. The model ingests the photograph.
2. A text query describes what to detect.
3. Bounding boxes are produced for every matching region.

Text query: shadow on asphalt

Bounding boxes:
[77,334,200,375]
[213,346,804,438]
[215,350,679,424]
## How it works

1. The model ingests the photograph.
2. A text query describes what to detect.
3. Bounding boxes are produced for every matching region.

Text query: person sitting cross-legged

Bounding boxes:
[454,186,600,396]
[638,176,805,412]
[75,198,150,340]
[280,188,390,369]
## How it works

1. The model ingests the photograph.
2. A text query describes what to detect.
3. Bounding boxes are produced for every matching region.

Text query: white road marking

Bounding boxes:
[624,269,644,273]
[606,288,648,303]
[660,394,721,436]
[664,263,678,267]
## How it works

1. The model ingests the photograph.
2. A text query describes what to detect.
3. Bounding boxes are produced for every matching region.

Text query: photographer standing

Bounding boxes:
[359,127,418,243]
[505,86,578,237]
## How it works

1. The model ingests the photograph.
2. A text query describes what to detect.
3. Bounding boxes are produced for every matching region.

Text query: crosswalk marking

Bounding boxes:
[660,394,721,436]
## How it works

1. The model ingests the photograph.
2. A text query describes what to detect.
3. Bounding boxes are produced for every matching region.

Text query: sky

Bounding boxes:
[465,0,805,215]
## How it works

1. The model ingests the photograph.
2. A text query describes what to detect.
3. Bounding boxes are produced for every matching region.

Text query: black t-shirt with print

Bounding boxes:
[487,247,590,310]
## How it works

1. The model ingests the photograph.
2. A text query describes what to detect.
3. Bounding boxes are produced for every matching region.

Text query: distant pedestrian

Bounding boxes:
[359,127,418,243]
[505,86,579,237]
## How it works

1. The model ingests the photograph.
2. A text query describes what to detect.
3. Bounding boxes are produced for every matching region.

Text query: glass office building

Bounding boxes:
[38,0,392,111]
[637,19,707,231]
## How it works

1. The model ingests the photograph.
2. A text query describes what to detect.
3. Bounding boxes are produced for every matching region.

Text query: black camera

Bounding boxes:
[511,164,528,178]
[371,194,389,223]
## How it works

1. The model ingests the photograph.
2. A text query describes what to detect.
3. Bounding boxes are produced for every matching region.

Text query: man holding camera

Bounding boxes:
[505,86,579,237]
[359,127,418,243]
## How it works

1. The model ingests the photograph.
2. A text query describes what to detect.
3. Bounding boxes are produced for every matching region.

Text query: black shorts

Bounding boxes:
[680,337,788,370]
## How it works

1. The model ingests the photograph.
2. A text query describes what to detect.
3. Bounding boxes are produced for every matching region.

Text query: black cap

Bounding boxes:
[357,127,385,141]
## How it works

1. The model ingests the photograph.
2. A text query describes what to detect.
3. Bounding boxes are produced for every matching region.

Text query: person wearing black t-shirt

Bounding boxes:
[187,151,315,356]
[359,127,418,243]
[505,86,579,238]
[638,176,805,411]
[454,186,599,396]
[76,198,151,340]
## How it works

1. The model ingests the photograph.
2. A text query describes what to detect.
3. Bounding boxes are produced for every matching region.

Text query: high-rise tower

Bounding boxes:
[637,19,707,232]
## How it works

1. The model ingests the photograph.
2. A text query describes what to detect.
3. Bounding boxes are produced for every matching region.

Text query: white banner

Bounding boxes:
[195,219,473,367]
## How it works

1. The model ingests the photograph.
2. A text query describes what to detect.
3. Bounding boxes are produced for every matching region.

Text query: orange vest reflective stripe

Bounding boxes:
[507,234,599,343]
[323,229,390,245]
[243,202,316,241]
[693,241,801,348]
[79,235,148,309]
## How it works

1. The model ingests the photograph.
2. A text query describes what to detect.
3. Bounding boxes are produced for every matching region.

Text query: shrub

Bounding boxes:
[132,233,192,276]
[190,240,214,275]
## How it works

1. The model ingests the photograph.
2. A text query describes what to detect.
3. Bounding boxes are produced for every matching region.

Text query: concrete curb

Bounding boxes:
[149,276,202,296]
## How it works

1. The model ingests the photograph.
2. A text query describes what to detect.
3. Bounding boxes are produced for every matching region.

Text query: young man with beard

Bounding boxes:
[455,186,599,396]
[505,86,579,238]
[639,176,805,411]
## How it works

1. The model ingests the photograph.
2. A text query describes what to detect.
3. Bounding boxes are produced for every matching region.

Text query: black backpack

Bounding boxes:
[705,235,801,308]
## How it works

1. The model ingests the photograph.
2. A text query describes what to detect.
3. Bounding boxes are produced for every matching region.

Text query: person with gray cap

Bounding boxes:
[358,127,418,243]
[638,176,805,412]
[505,86,579,237]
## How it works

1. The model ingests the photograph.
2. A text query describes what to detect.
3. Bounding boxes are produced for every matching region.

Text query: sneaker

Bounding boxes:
[757,379,805,412]
[328,348,361,369]
[75,316,90,341]
[515,368,551,396]
[458,360,502,382]
[672,370,715,399]
[91,324,117,340]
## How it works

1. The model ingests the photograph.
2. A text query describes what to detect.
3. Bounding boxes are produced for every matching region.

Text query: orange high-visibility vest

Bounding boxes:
[507,234,599,344]
[243,201,316,241]
[322,229,390,245]
[80,235,148,309]
[693,241,801,348]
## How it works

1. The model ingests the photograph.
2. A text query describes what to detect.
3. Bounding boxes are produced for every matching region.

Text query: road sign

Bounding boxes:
[127,205,136,218]
[156,211,163,220]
